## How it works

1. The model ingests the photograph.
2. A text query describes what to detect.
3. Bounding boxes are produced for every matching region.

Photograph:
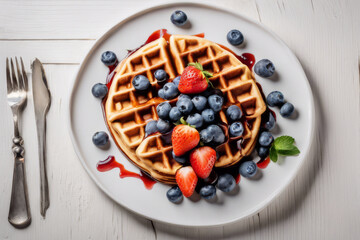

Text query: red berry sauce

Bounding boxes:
[97,156,156,190]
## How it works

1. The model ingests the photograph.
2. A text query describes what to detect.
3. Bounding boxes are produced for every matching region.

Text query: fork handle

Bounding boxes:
[36,115,50,217]
[8,137,31,228]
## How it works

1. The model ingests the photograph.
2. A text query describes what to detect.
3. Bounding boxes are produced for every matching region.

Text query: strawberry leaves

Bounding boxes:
[176,116,196,128]
[188,62,214,88]
[269,136,300,162]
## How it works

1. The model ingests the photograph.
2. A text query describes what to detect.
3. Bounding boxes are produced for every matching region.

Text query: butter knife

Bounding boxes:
[32,59,51,217]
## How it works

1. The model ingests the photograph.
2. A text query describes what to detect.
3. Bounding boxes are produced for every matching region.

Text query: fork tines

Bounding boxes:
[6,57,28,93]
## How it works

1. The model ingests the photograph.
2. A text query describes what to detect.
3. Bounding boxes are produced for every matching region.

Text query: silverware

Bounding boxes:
[32,58,51,217]
[6,57,31,228]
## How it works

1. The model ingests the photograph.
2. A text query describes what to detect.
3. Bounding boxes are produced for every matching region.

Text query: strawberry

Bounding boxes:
[176,166,198,197]
[190,146,217,179]
[178,62,213,94]
[172,124,200,156]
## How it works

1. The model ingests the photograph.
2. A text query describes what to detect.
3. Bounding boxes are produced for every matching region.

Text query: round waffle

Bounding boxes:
[105,35,266,184]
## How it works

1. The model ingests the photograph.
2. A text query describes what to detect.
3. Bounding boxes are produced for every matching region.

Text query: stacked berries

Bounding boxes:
[140,62,261,203]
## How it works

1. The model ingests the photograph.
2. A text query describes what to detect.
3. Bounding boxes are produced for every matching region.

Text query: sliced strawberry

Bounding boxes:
[178,62,213,94]
[176,166,198,197]
[172,124,200,157]
[190,146,217,179]
[257,157,270,169]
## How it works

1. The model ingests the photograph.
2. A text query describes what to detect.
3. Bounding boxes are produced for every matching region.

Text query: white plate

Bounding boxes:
[67,2,315,227]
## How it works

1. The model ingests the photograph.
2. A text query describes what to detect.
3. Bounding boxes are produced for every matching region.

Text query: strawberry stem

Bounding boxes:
[180,117,196,128]
[188,62,214,89]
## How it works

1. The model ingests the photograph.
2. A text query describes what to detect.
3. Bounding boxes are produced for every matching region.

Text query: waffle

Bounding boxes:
[105,35,266,184]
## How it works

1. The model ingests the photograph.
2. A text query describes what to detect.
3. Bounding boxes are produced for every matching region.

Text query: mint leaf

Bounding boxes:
[269,145,278,162]
[271,135,300,159]
[277,145,300,156]
[274,136,294,150]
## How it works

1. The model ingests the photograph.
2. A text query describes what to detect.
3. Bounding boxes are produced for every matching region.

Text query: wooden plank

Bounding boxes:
[0,40,94,64]
[0,0,258,40]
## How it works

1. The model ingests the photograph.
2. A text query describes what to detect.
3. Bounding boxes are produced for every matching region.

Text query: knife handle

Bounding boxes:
[8,137,31,228]
[36,115,50,217]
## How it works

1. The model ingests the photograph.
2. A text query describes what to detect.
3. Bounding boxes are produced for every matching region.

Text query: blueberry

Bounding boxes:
[208,94,223,112]
[199,185,217,200]
[207,125,225,144]
[163,82,179,99]
[173,76,181,87]
[158,88,165,99]
[200,129,213,143]
[176,98,194,115]
[239,161,258,178]
[154,69,168,83]
[280,102,295,118]
[192,95,207,111]
[229,122,244,137]
[132,75,150,91]
[156,119,172,133]
[92,131,109,147]
[266,91,285,107]
[145,120,158,137]
[258,131,274,147]
[254,59,275,78]
[172,151,187,164]
[160,130,173,145]
[170,10,188,26]
[169,107,182,122]
[202,108,215,123]
[226,105,242,121]
[156,102,171,120]
[257,146,269,159]
[216,174,236,192]
[178,94,191,101]
[264,111,276,130]
[166,186,183,203]
[101,51,117,66]
[91,83,108,99]
[186,113,203,128]
[227,29,244,46]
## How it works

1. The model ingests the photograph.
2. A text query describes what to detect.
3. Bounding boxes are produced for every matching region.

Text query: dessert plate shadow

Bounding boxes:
[67,2,315,227]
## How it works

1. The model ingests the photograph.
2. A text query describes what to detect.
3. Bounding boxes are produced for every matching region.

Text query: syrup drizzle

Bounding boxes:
[97,156,157,190]
[218,44,256,70]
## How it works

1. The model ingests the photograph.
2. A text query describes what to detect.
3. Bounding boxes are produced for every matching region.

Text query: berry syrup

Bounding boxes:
[218,44,255,70]
[97,156,156,190]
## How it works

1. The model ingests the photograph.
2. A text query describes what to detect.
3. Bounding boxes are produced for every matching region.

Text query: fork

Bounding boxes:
[6,57,31,228]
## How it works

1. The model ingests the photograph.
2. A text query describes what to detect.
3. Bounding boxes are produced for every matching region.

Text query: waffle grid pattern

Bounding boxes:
[106,38,180,183]
[105,35,266,183]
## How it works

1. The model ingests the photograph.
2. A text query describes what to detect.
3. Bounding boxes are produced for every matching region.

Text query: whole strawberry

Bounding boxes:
[172,124,200,157]
[190,146,217,179]
[178,62,213,94]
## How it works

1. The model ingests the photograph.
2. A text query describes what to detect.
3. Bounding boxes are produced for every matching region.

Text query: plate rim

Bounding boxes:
[66,1,316,227]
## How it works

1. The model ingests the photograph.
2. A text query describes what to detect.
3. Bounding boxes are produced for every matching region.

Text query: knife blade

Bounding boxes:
[32,58,51,217]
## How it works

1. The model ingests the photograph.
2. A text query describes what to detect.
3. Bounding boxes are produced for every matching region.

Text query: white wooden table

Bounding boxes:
[1,0,359,239]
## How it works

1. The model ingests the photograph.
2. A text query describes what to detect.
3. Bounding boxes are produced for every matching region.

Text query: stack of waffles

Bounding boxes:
[105,35,266,184]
